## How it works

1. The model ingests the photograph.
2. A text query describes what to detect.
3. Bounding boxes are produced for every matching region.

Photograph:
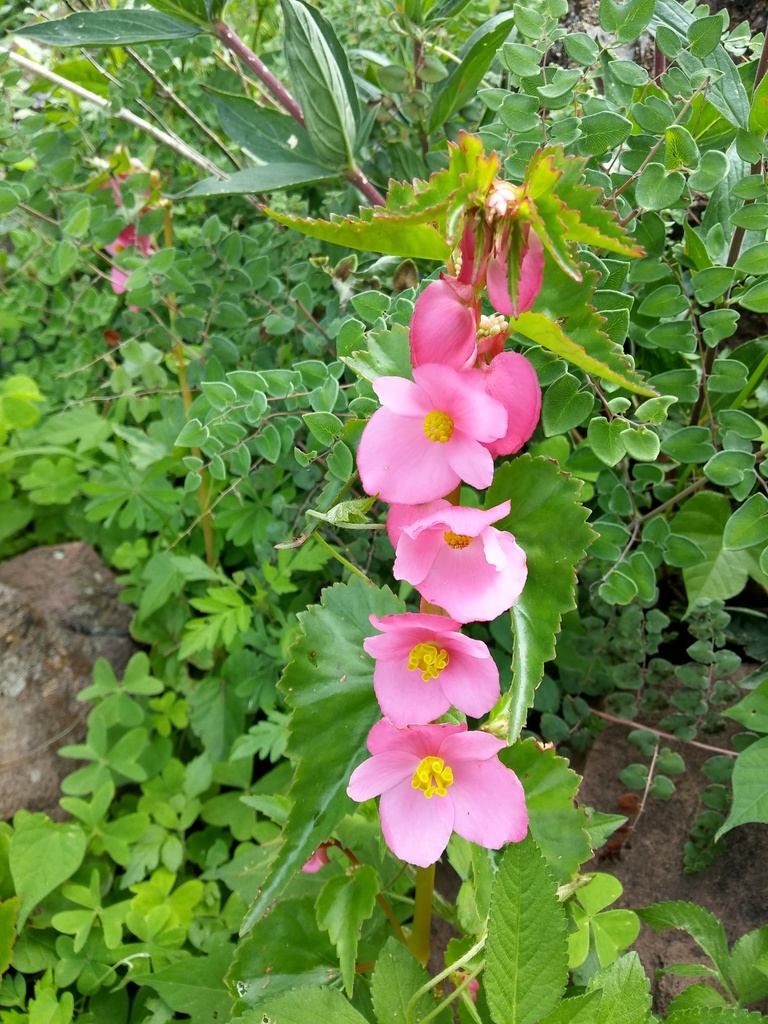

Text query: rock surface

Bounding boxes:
[0,543,135,819]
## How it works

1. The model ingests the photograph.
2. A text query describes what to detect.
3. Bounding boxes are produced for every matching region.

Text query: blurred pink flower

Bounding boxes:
[387,500,527,623]
[347,719,528,867]
[364,612,500,726]
[357,364,506,504]
[475,351,541,458]
[410,277,480,371]
[105,224,154,297]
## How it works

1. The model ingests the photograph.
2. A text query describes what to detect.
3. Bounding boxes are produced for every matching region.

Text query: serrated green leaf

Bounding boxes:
[316,865,378,997]
[514,311,654,396]
[501,740,592,882]
[133,946,234,1022]
[729,926,768,1006]
[588,952,651,1024]
[428,13,515,132]
[241,578,402,932]
[247,987,371,1023]
[16,9,202,44]
[485,836,568,1024]
[371,936,451,1024]
[487,458,594,742]
[10,816,88,929]
[637,902,730,979]
[715,735,768,839]
[281,0,357,169]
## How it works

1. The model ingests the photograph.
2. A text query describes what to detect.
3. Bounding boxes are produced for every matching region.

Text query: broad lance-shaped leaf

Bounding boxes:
[501,739,591,883]
[281,0,357,170]
[244,987,371,1024]
[637,902,731,981]
[372,937,452,1024]
[240,577,402,933]
[487,457,595,742]
[714,735,768,841]
[485,835,568,1024]
[15,10,203,45]
[180,161,338,198]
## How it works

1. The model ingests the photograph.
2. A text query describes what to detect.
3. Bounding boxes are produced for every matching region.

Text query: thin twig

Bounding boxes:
[590,708,737,757]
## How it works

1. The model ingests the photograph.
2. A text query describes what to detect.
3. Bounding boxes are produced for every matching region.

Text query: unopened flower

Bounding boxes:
[486,229,544,319]
[363,613,500,726]
[301,843,332,873]
[387,500,527,623]
[357,364,506,504]
[410,277,480,370]
[474,351,541,457]
[347,720,528,867]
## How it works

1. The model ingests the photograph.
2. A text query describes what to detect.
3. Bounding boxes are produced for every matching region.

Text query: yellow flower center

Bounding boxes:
[444,531,473,549]
[423,410,454,443]
[411,756,454,799]
[408,642,450,681]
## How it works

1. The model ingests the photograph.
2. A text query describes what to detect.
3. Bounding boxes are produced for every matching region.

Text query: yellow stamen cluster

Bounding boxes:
[477,313,509,339]
[411,756,454,799]
[408,642,450,681]
[444,531,473,549]
[423,410,454,443]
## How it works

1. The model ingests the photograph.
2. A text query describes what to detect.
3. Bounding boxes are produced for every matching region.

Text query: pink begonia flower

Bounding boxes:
[391,497,528,618]
[486,229,545,318]
[105,225,154,297]
[357,364,507,505]
[363,613,500,727]
[410,277,480,371]
[301,843,331,873]
[387,500,527,623]
[474,351,541,458]
[347,719,528,867]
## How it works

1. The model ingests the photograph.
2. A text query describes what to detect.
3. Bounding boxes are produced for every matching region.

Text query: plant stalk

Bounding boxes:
[410,862,435,966]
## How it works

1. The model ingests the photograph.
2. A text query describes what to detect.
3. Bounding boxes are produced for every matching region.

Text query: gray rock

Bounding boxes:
[0,543,136,819]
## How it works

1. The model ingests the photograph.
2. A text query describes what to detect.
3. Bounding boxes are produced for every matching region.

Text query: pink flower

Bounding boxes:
[467,978,480,1002]
[486,229,544,318]
[474,351,541,457]
[387,500,527,623]
[363,613,500,726]
[105,225,154,296]
[357,364,507,505]
[301,843,332,873]
[410,277,480,371]
[347,720,528,867]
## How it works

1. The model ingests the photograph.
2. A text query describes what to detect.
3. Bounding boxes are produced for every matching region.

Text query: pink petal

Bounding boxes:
[406,501,512,540]
[392,527,445,587]
[438,645,500,718]
[387,501,448,548]
[450,759,528,848]
[444,433,495,490]
[366,719,464,756]
[136,232,154,258]
[517,231,545,314]
[373,376,430,417]
[481,352,542,458]
[347,749,418,801]
[370,612,463,635]
[111,267,129,295]
[373,658,452,727]
[439,730,506,762]
[105,225,137,256]
[357,409,461,503]
[486,250,514,316]
[410,278,479,371]
[379,779,455,867]
[414,364,506,444]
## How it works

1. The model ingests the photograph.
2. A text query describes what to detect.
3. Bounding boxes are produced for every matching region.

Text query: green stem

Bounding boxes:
[406,933,487,1024]
[313,532,373,583]
[730,350,768,411]
[409,862,435,966]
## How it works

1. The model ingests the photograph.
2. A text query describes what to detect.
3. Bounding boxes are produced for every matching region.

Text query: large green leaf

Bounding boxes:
[144,0,210,24]
[0,897,21,976]
[240,577,402,932]
[262,206,451,259]
[485,836,568,1024]
[15,10,202,45]
[281,0,357,169]
[226,898,338,1015]
[134,947,234,1024]
[650,0,749,130]
[428,13,515,132]
[670,492,756,609]
[9,813,87,929]
[487,457,595,742]
[238,987,371,1024]
[208,90,319,161]
[371,937,452,1024]
[501,740,592,883]
[180,161,338,197]
[637,902,731,980]
[714,736,768,840]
